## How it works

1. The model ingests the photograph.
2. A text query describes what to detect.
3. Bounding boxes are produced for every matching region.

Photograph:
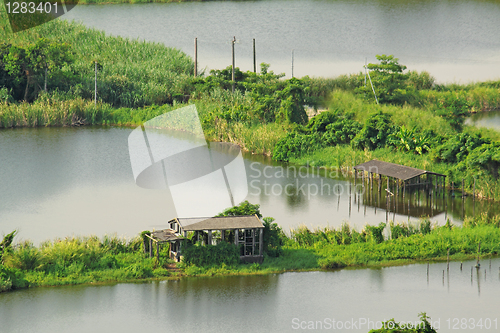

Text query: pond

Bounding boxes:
[1,258,499,332]
[467,110,500,130]
[0,126,496,245]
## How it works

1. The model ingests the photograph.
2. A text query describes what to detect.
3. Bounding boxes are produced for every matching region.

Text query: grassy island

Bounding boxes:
[1,201,500,294]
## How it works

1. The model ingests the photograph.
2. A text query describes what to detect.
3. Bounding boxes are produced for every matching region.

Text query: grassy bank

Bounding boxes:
[2,214,499,293]
[1,11,194,107]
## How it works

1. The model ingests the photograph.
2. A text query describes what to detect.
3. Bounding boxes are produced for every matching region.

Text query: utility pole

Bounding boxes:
[291,49,294,78]
[231,36,236,93]
[94,61,97,105]
[194,37,198,77]
[253,38,256,73]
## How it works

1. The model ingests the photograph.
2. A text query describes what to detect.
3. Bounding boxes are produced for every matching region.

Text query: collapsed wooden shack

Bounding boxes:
[353,160,446,193]
[353,160,447,219]
[146,215,264,263]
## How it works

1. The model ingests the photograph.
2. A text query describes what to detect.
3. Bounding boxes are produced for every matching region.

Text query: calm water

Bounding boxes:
[0,126,495,244]
[1,258,499,332]
[63,0,500,83]
[467,110,500,130]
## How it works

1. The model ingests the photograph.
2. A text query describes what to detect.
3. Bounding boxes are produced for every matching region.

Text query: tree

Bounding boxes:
[1,44,26,100]
[358,54,414,105]
[0,38,73,101]
[216,200,262,218]
[277,78,308,124]
[25,38,73,98]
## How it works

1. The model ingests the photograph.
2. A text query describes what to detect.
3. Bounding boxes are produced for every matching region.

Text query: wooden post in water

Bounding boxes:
[447,248,450,272]
[349,182,352,217]
[194,38,198,77]
[407,197,410,222]
[427,262,429,283]
[460,262,463,271]
[476,241,481,268]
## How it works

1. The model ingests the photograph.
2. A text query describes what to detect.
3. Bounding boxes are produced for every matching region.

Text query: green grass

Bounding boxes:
[1,215,499,292]
[0,93,113,127]
[1,10,194,107]
[328,90,455,135]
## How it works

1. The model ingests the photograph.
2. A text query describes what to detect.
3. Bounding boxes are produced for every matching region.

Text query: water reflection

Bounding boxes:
[1,127,499,244]
[1,259,499,333]
[466,110,500,130]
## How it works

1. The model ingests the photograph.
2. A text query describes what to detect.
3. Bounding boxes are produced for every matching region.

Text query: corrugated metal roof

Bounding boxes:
[354,160,445,181]
[174,215,263,231]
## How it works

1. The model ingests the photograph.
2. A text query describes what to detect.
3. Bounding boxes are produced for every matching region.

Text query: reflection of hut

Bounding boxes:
[147,215,264,263]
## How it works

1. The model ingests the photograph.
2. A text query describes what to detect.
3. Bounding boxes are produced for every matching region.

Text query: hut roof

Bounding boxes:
[173,215,263,231]
[151,229,182,242]
[354,160,445,181]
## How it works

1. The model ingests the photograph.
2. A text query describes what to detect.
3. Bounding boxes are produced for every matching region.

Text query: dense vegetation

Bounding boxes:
[271,56,500,200]
[2,200,499,293]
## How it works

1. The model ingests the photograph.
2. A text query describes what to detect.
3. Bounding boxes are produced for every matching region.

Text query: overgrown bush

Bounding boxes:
[182,241,240,267]
[351,110,393,150]
[0,265,28,292]
[262,217,285,257]
[273,131,323,162]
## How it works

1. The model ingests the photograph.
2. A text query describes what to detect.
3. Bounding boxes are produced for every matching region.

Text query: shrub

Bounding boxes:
[0,265,28,291]
[272,132,323,162]
[216,200,262,218]
[262,217,285,257]
[364,223,386,244]
[323,118,362,145]
[351,111,393,150]
[182,241,240,267]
